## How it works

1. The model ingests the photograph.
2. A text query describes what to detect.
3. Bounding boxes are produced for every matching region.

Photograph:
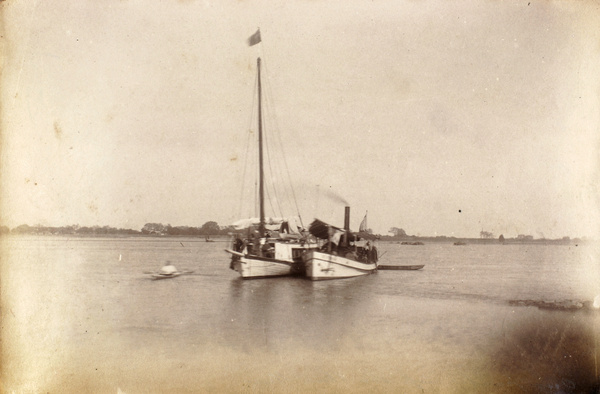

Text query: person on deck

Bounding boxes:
[233,234,244,252]
[253,230,261,255]
[369,243,378,263]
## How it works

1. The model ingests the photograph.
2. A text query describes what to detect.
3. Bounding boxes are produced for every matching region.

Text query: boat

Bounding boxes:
[150,263,183,280]
[378,264,424,271]
[226,234,316,278]
[303,207,379,280]
[226,216,317,278]
[151,272,182,280]
[226,35,318,279]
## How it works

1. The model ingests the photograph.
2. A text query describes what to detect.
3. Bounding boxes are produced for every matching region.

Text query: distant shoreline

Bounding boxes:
[1,233,591,245]
[2,223,591,245]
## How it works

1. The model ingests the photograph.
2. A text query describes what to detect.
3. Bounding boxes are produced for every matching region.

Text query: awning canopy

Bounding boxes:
[232,216,302,232]
[308,219,340,239]
[308,219,361,242]
[308,219,378,241]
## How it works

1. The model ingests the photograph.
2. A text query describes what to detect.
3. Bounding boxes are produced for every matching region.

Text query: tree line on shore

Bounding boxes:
[0,222,234,237]
[384,227,583,244]
[0,223,585,243]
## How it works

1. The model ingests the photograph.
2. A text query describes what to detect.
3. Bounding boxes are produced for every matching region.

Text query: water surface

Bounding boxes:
[2,236,599,392]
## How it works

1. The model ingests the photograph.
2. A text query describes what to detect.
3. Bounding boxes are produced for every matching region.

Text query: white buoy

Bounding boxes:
[119,254,122,261]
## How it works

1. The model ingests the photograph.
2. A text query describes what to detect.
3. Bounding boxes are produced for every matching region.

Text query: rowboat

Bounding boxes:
[149,263,189,280]
[151,272,182,280]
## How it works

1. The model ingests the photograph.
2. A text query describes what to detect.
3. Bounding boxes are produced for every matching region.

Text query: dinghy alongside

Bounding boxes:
[378,264,424,271]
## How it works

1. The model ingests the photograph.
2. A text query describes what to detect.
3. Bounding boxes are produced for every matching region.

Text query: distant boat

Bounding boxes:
[453,241,467,246]
[225,53,318,279]
[303,207,379,280]
[401,241,424,245]
[205,236,215,242]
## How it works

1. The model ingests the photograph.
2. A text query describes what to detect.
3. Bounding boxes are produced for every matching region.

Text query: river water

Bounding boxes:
[2,236,599,393]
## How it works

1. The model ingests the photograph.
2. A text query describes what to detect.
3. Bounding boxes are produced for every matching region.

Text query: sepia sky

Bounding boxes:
[1,0,599,238]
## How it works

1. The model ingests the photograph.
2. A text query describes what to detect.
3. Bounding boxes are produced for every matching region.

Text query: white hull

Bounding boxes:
[304,250,377,280]
[231,255,296,279]
[227,241,317,279]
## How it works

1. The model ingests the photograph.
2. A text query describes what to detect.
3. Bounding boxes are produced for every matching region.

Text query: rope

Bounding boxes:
[237,72,258,220]
[235,48,305,230]
[261,57,304,226]
[262,119,284,218]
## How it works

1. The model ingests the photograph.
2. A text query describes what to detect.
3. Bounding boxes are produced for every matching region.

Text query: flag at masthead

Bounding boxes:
[247,29,261,46]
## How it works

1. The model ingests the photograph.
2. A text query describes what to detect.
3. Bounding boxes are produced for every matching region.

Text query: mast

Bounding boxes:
[257,57,265,238]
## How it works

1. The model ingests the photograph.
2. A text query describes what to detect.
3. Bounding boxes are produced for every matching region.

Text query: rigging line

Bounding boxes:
[260,62,288,219]
[242,74,259,219]
[261,58,304,227]
[238,69,259,220]
[254,178,259,219]
[261,60,296,211]
[260,124,278,219]
[262,111,283,215]
[263,175,277,220]
[262,119,285,219]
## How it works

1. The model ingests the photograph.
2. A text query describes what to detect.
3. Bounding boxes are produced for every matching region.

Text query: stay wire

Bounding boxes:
[262,112,285,219]
[261,57,304,228]
[237,70,259,220]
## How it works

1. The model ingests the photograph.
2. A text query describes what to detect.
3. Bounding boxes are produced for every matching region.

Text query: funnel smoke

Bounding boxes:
[321,189,349,206]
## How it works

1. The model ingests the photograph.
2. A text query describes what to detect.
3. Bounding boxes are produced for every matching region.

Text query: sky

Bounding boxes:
[1,0,599,239]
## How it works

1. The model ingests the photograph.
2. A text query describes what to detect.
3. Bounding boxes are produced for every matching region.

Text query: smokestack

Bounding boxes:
[343,206,351,247]
[344,206,350,232]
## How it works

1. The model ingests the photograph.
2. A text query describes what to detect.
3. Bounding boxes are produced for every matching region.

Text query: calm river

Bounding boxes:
[2,236,599,393]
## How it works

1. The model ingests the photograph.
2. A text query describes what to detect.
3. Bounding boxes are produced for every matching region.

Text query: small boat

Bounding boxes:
[304,207,379,281]
[378,264,424,271]
[150,263,183,280]
[453,241,467,246]
[151,271,182,280]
